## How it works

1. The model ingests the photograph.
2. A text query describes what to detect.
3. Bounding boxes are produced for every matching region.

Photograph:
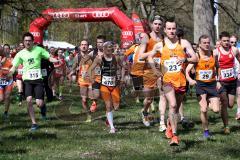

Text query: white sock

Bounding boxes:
[237,107,240,114]
[107,112,114,129]
[160,115,165,125]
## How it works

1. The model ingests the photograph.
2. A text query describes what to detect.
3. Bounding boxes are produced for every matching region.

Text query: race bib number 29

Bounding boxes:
[102,76,116,87]
[199,70,213,80]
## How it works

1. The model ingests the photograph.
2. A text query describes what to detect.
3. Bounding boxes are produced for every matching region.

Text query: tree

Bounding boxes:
[193,0,215,44]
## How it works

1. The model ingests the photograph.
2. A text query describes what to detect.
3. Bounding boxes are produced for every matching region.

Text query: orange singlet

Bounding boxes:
[161,41,186,92]
[143,37,161,88]
[195,55,216,83]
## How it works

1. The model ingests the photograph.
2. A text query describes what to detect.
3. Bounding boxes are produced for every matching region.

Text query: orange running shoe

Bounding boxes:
[169,135,180,146]
[90,101,97,112]
[165,120,173,139]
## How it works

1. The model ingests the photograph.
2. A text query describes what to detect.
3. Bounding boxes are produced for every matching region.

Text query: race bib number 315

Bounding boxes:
[102,76,116,86]
[26,69,42,80]
[164,59,181,73]
[199,70,213,80]
[221,68,234,79]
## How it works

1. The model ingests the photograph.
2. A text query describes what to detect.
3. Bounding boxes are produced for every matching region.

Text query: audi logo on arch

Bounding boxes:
[92,11,110,18]
[31,32,41,37]
[51,12,70,19]
[122,31,133,36]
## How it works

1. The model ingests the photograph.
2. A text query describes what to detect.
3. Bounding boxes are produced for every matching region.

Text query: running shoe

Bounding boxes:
[90,101,97,112]
[165,120,173,139]
[141,111,150,127]
[203,130,211,139]
[109,128,116,134]
[181,118,189,129]
[235,113,240,120]
[58,96,63,101]
[223,127,230,135]
[159,124,167,132]
[85,115,92,123]
[169,135,180,146]
[30,124,39,131]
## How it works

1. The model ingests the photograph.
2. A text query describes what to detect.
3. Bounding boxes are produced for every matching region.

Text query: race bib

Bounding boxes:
[26,69,42,80]
[102,76,116,86]
[95,67,101,75]
[164,59,181,73]
[55,69,63,75]
[0,79,9,85]
[198,70,213,80]
[41,69,47,77]
[80,70,87,78]
[221,68,234,79]
[18,69,23,75]
[153,57,161,64]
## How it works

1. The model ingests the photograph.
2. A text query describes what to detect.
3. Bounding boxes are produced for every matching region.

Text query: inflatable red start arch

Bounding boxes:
[29,7,139,47]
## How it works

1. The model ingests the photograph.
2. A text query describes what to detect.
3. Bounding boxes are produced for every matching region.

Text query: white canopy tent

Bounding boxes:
[43,40,75,49]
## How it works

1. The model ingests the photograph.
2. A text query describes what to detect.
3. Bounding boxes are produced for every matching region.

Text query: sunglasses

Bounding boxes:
[230,41,236,44]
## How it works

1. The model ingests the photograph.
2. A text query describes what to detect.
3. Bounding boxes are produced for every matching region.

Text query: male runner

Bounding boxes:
[8,32,59,130]
[147,18,197,145]
[213,31,239,134]
[186,35,220,138]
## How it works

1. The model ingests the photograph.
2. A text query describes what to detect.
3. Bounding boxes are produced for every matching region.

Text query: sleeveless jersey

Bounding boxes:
[196,55,216,82]
[161,41,186,88]
[101,56,118,87]
[217,47,235,82]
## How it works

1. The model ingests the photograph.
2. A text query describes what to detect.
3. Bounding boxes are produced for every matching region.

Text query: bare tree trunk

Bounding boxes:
[193,0,215,45]
[83,22,89,39]
[140,1,148,19]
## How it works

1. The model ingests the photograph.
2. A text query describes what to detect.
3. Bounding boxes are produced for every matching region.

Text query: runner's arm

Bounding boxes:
[87,56,102,81]
[147,55,162,77]
[69,55,79,75]
[185,63,196,85]
[213,49,219,81]
[183,39,198,63]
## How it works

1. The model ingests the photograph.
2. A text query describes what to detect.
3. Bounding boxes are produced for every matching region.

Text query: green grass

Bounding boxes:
[1,86,240,160]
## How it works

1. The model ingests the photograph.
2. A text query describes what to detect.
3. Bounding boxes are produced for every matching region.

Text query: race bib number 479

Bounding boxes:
[164,59,181,73]
[199,70,213,80]
[102,76,116,86]
[220,68,234,79]
[26,69,42,80]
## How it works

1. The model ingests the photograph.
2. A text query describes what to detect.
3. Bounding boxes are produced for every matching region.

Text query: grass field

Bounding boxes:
[1,86,240,160]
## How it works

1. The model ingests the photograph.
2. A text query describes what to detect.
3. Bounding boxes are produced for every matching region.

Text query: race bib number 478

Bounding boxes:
[102,76,116,86]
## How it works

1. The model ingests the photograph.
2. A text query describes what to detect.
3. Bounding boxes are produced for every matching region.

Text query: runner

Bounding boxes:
[137,15,166,127]
[0,44,14,119]
[230,35,240,120]
[66,52,76,94]
[186,35,220,138]
[15,42,25,106]
[8,32,59,130]
[88,35,106,112]
[124,35,143,104]
[213,31,239,134]
[71,39,95,122]
[88,41,125,133]
[147,18,197,145]
[52,49,66,100]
